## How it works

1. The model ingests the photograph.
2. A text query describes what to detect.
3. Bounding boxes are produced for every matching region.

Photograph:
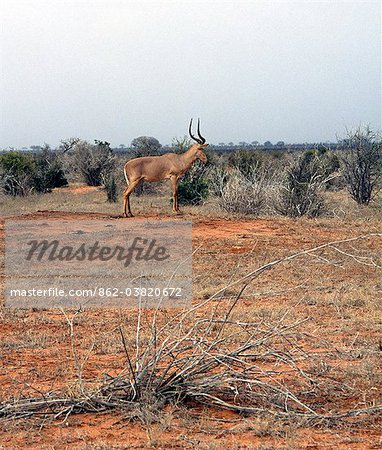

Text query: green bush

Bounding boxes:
[177,168,210,206]
[103,174,118,202]
[33,147,68,193]
[0,148,68,196]
[0,151,37,196]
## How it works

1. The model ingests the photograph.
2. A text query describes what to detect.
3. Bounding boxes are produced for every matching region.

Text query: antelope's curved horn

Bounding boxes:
[189,118,202,144]
[197,118,206,144]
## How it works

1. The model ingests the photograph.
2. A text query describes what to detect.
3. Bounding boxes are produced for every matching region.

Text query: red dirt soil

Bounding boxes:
[0,211,381,449]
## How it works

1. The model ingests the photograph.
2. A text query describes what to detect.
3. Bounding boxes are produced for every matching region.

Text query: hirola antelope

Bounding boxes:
[122,119,208,217]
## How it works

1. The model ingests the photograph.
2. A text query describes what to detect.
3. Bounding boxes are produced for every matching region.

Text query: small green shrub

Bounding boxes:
[103,174,117,202]
[0,148,68,196]
[33,147,68,193]
[177,169,209,206]
[0,151,37,196]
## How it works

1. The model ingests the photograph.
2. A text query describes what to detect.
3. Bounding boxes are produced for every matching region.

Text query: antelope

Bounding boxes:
[122,119,208,217]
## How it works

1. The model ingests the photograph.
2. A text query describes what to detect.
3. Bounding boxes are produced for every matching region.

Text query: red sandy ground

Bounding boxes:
[0,210,381,449]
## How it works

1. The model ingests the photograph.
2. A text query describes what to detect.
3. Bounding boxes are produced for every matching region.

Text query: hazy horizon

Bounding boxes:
[1,0,381,149]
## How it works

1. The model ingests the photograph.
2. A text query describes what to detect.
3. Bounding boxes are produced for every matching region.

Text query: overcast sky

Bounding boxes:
[1,0,381,148]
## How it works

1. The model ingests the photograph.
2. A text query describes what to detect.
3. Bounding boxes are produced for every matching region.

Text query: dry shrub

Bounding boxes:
[272,153,329,217]
[211,168,268,215]
[339,126,382,205]
[71,140,115,187]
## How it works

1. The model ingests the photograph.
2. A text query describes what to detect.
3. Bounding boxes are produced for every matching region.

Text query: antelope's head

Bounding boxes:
[189,118,208,163]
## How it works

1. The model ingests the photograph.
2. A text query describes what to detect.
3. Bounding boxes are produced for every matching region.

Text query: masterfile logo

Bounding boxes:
[25,238,170,266]
[5,219,192,309]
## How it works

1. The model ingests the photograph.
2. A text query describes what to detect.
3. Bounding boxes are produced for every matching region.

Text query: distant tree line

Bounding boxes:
[3,139,344,156]
[110,141,343,155]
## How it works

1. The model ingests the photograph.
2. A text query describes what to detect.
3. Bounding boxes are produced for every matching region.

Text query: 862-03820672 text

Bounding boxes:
[9,286,184,299]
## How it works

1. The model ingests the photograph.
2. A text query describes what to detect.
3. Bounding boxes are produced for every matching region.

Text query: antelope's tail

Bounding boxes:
[123,166,129,186]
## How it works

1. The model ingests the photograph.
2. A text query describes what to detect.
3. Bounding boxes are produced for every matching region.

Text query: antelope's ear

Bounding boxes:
[201,144,209,148]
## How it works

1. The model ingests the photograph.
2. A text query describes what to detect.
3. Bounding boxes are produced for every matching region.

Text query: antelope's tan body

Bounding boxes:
[122,120,208,217]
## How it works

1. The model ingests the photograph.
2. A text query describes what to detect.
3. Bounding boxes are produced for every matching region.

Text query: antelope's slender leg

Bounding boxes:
[123,179,141,217]
[170,175,179,212]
